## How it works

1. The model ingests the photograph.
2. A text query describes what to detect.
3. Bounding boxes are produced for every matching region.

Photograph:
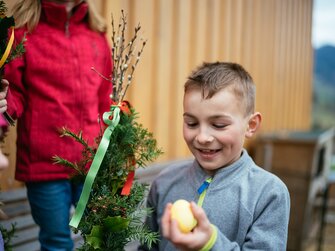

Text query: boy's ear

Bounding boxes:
[245,112,262,138]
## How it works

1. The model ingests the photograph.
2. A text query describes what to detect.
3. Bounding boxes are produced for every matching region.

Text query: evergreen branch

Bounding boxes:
[6,34,26,63]
[0,223,17,251]
[0,1,7,16]
[59,127,95,155]
[52,156,85,176]
[128,225,159,249]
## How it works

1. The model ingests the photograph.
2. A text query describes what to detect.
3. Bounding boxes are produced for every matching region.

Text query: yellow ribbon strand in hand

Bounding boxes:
[0,27,14,69]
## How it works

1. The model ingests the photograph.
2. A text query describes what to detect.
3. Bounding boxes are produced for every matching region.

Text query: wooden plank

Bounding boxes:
[1,214,34,230]
[1,201,31,218]
[13,240,40,251]
[11,225,39,246]
[0,187,26,203]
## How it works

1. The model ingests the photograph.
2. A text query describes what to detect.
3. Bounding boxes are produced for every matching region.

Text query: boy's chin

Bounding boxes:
[197,160,221,174]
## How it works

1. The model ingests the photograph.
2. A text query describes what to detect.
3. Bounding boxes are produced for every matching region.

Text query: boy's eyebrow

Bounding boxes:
[183,113,193,117]
[183,112,232,120]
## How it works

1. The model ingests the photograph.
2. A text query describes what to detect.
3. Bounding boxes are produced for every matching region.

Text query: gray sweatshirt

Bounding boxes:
[139,149,290,251]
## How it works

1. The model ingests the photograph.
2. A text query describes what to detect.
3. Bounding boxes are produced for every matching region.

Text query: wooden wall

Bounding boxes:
[101,0,314,157]
[1,0,314,191]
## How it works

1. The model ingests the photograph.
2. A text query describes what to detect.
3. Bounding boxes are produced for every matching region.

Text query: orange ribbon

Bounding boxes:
[111,100,132,115]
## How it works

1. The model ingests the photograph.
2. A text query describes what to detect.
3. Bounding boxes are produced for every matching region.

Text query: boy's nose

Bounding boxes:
[195,130,214,144]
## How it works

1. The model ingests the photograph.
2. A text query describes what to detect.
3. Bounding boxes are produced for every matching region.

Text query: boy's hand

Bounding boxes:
[161,201,213,251]
[0,79,9,113]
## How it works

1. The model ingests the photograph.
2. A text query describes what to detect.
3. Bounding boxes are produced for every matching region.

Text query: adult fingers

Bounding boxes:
[0,79,9,92]
[0,100,7,113]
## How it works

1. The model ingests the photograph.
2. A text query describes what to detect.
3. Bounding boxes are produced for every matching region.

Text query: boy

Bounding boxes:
[139,62,290,250]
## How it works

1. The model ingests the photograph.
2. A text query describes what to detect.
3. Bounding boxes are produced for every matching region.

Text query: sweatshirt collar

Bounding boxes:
[192,149,250,186]
[41,1,88,29]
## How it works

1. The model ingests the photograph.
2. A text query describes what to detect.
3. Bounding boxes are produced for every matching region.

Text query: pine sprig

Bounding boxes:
[0,1,7,16]
[128,225,160,249]
[0,223,16,251]
[52,155,86,176]
[59,127,95,156]
[6,36,25,62]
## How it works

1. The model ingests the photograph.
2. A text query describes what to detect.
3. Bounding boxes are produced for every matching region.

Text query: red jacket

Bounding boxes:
[4,1,113,182]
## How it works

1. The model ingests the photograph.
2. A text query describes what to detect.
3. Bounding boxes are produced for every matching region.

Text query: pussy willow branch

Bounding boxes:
[115,12,127,101]
[111,11,145,103]
[120,39,147,102]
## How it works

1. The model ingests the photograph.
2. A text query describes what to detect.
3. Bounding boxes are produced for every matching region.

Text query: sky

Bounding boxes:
[312,0,335,48]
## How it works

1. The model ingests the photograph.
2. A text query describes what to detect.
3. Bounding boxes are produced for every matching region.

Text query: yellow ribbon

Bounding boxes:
[0,27,14,68]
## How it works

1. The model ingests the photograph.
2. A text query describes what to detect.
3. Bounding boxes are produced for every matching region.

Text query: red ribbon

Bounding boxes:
[111,100,135,196]
[121,171,135,195]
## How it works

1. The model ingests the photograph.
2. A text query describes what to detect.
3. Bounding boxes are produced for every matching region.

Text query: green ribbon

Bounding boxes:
[197,177,212,207]
[69,106,121,228]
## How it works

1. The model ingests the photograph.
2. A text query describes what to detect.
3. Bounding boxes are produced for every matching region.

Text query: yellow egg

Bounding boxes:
[170,199,197,233]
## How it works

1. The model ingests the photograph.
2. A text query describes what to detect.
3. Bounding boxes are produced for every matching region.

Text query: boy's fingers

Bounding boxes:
[190,202,211,228]
[161,203,173,237]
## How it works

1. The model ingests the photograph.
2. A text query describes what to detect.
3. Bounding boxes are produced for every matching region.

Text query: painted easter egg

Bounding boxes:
[170,199,197,233]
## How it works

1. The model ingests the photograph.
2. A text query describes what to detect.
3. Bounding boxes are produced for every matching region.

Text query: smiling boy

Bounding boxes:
[139,62,290,251]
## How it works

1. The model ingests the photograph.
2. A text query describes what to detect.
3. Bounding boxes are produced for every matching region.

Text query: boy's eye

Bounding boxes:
[185,121,198,128]
[213,124,227,129]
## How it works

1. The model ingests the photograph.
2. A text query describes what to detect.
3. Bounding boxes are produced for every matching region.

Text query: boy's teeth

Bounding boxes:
[202,149,212,153]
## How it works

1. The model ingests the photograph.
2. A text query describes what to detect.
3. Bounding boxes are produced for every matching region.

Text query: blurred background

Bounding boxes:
[1,0,334,250]
[312,0,335,130]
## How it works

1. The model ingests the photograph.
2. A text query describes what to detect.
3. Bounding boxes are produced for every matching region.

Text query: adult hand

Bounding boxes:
[0,150,9,171]
[0,79,9,113]
[161,201,213,251]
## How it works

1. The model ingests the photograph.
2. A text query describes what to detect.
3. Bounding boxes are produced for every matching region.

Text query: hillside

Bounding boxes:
[312,45,335,129]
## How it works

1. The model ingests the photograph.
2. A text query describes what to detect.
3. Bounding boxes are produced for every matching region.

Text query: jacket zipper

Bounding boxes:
[197,177,213,207]
[65,19,70,37]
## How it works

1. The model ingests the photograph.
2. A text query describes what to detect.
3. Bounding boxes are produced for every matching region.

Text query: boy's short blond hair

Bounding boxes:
[184,62,256,117]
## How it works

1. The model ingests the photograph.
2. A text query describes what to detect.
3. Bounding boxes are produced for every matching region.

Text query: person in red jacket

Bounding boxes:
[4,0,113,250]
[0,79,9,251]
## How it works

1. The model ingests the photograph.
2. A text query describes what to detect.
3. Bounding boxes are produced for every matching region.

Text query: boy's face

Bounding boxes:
[183,87,260,175]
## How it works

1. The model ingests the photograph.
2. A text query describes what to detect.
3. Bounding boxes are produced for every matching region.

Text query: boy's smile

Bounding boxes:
[183,87,260,175]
